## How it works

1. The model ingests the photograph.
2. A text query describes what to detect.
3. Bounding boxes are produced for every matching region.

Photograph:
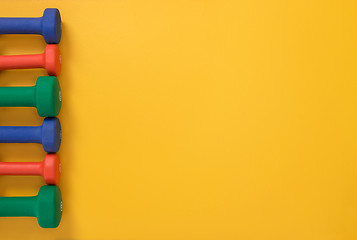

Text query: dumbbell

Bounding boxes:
[0,154,61,185]
[0,185,62,228]
[0,45,61,76]
[0,117,61,153]
[0,8,62,44]
[0,76,62,117]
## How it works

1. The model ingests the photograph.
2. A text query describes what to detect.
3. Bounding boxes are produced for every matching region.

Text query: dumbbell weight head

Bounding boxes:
[41,8,62,44]
[43,153,61,185]
[36,76,62,117]
[36,186,62,228]
[42,117,62,153]
[44,45,61,76]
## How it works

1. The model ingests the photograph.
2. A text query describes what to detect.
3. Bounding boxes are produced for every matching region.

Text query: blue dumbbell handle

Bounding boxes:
[0,126,42,143]
[0,17,42,34]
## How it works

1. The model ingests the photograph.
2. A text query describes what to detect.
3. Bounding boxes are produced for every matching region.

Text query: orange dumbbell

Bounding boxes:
[0,44,61,76]
[0,153,61,185]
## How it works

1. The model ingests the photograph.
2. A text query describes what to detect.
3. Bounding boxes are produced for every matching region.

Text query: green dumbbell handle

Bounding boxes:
[0,76,62,117]
[0,87,35,107]
[0,196,37,216]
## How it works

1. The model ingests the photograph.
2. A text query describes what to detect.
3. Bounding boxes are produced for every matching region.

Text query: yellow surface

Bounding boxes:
[1,0,357,239]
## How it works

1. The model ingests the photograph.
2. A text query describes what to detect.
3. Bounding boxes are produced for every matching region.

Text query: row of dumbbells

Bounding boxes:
[0,9,63,228]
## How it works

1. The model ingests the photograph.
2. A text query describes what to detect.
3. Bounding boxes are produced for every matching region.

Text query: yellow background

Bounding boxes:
[1,0,357,239]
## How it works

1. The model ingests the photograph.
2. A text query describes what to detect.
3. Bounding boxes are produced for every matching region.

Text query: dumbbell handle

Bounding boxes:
[0,17,42,34]
[0,196,36,216]
[0,87,35,107]
[0,162,42,175]
[0,54,44,70]
[0,126,41,143]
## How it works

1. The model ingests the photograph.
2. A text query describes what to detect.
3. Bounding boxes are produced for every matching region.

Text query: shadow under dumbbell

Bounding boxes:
[0,108,41,125]
[0,69,47,86]
[0,35,45,53]
[0,175,44,196]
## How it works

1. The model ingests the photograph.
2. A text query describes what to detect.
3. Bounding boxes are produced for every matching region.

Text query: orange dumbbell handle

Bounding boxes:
[0,54,44,70]
[0,162,43,175]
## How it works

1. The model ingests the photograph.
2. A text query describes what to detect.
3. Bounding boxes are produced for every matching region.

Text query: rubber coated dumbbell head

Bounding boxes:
[44,45,61,76]
[41,9,62,44]
[43,154,61,185]
[36,76,62,117]
[36,186,62,228]
[42,118,61,153]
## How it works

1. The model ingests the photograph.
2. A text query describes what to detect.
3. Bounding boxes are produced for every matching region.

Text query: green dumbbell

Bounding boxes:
[0,76,62,117]
[0,185,62,228]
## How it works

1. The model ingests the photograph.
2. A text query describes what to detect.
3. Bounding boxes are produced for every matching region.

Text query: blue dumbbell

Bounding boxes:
[0,8,62,44]
[0,117,61,153]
